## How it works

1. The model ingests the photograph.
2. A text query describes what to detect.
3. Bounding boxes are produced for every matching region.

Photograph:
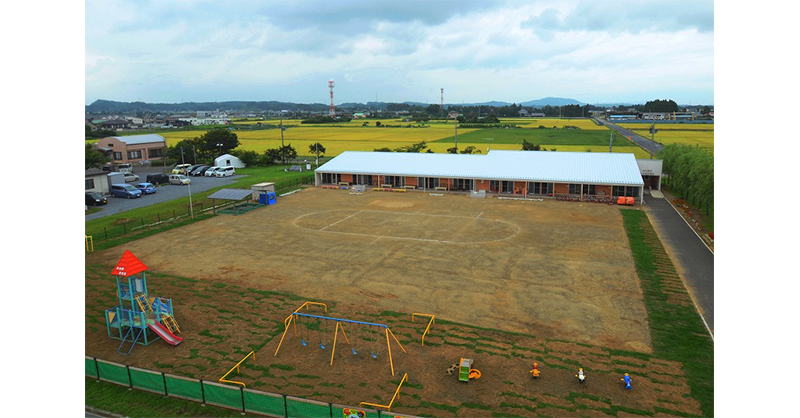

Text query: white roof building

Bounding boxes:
[316,150,644,186]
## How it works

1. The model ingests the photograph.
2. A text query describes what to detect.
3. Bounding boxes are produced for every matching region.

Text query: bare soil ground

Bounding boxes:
[88,187,651,352]
[85,188,702,416]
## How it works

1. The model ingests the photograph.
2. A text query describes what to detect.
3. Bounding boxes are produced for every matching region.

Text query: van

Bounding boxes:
[146,173,170,185]
[118,163,133,174]
[169,174,191,185]
[215,166,235,177]
[172,164,192,174]
[109,184,142,199]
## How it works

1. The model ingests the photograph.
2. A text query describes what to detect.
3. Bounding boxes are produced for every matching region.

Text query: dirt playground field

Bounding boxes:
[85,188,707,416]
[89,187,651,353]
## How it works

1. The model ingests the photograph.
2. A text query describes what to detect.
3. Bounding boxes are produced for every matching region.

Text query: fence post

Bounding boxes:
[94,357,100,382]
[173,209,176,218]
[141,218,144,226]
[127,365,133,390]
[283,394,288,418]
[240,387,246,414]
[157,213,160,223]
[104,227,107,240]
[162,372,168,397]
[200,379,206,406]
[329,402,333,418]
[123,222,127,234]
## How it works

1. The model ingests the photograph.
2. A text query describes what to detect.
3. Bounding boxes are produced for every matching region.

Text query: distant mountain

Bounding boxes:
[86,99,329,114]
[520,97,585,107]
[457,100,513,107]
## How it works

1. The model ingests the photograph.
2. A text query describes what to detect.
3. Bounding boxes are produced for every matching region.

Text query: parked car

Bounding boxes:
[190,165,210,176]
[204,166,221,177]
[172,163,192,174]
[85,192,107,206]
[118,163,133,174]
[135,182,157,194]
[215,166,235,177]
[186,164,204,175]
[109,184,143,199]
[124,172,140,182]
[169,174,191,185]
[146,173,170,185]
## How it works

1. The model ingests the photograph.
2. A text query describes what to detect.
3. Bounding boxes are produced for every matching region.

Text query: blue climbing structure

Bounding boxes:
[104,250,182,355]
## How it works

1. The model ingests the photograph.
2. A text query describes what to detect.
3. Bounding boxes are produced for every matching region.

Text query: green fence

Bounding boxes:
[85,356,401,417]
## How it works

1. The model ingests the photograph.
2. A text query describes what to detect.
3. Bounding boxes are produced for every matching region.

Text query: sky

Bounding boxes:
[85,0,714,106]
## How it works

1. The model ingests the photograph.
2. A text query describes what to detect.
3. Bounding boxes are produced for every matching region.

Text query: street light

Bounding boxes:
[216,143,223,157]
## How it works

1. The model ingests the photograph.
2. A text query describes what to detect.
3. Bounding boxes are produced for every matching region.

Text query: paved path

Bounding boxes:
[644,192,714,333]
[600,119,663,157]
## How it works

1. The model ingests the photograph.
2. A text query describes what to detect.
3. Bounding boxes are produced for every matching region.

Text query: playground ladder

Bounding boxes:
[116,328,143,355]
[136,294,153,316]
[162,314,181,334]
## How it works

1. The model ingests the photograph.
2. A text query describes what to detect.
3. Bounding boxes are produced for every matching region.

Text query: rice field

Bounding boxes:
[616,122,715,151]
[87,117,651,158]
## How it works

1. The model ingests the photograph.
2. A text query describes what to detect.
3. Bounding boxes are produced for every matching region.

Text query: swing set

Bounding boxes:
[274,310,407,375]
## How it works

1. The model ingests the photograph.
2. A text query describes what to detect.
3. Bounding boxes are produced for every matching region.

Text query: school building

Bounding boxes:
[315,150,658,203]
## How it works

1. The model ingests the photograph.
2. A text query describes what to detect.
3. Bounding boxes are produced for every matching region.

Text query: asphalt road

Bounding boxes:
[86,168,242,221]
[600,119,663,157]
[644,193,714,333]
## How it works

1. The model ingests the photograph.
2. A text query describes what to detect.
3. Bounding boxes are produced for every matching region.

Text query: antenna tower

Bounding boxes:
[440,88,444,119]
[328,79,336,116]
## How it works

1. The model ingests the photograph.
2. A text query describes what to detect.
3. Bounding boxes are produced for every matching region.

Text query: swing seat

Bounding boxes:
[320,343,326,350]
[352,348,358,355]
[371,351,378,359]
[301,339,307,347]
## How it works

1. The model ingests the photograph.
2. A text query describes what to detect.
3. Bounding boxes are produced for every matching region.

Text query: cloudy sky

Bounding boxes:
[85,0,713,105]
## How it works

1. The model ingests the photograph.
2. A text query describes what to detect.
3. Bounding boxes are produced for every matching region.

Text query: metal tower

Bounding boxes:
[328,79,336,116]
[440,88,444,119]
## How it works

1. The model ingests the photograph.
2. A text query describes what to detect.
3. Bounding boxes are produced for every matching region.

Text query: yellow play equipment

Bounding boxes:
[85,235,94,252]
[218,351,256,388]
[360,373,408,412]
[530,362,540,379]
[458,358,481,382]
[411,313,435,346]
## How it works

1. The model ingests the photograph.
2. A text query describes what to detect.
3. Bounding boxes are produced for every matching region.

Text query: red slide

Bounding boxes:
[149,322,183,346]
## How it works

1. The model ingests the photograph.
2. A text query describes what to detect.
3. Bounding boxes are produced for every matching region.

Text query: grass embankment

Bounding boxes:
[621,209,714,417]
[85,166,314,251]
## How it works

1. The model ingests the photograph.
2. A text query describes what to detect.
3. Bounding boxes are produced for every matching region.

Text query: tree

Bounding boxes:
[166,138,204,163]
[394,140,428,153]
[263,148,282,164]
[232,149,260,166]
[521,139,542,151]
[278,144,297,162]
[309,142,326,158]
[373,147,393,152]
[460,146,481,154]
[196,128,240,157]
[85,143,108,170]
[375,121,382,127]
[446,147,459,154]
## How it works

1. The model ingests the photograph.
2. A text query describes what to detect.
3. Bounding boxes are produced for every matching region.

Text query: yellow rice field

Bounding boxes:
[616,123,714,151]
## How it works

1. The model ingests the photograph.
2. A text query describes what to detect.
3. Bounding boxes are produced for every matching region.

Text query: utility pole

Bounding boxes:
[649,122,657,159]
[180,147,185,164]
[192,145,197,164]
[280,115,286,165]
[609,132,613,153]
[454,116,458,151]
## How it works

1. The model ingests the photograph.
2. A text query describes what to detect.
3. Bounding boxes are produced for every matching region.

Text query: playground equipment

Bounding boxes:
[411,313,435,346]
[621,373,632,389]
[104,250,182,355]
[359,373,408,412]
[530,362,540,379]
[218,351,256,388]
[576,368,586,384]
[275,304,407,375]
[458,358,481,382]
[85,235,94,252]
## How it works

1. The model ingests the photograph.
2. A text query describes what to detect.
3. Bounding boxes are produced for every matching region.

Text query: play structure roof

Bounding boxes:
[111,249,148,276]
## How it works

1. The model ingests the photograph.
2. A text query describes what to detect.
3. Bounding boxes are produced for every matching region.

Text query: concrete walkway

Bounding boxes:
[644,192,714,334]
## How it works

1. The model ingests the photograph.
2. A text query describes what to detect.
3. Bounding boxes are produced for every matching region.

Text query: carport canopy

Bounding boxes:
[208,189,253,201]
[207,188,254,215]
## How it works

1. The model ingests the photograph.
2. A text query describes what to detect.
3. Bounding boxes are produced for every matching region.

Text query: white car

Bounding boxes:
[168,174,191,185]
[204,166,220,177]
[124,173,140,182]
[215,166,235,177]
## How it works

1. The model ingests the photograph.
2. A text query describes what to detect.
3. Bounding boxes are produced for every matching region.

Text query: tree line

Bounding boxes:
[658,144,714,215]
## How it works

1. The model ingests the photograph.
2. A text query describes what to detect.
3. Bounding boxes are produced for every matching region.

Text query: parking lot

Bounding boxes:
[85,167,243,221]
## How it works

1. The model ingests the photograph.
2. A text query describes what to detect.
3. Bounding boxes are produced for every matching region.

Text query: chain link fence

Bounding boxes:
[86,356,417,418]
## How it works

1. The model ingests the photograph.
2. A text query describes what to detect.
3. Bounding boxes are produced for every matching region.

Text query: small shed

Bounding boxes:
[207,188,258,215]
[214,154,245,168]
[251,182,276,200]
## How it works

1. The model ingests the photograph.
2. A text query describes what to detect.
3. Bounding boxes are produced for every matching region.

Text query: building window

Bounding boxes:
[502,181,514,193]
[148,148,163,158]
[85,179,95,190]
[452,178,474,191]
[127,150,142,160]
[612,186,625,197]
[424,177,439,189]
[113,152,122,160]
[528,182,553,195]
[321,173,338,184]
[626,186,640,197]
[490,180,499,192]
[107,143,114,147]
[569,184,581,195]
[582,184,596,195]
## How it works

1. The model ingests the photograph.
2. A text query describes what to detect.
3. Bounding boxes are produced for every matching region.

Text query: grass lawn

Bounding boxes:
[621,209,714,417]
